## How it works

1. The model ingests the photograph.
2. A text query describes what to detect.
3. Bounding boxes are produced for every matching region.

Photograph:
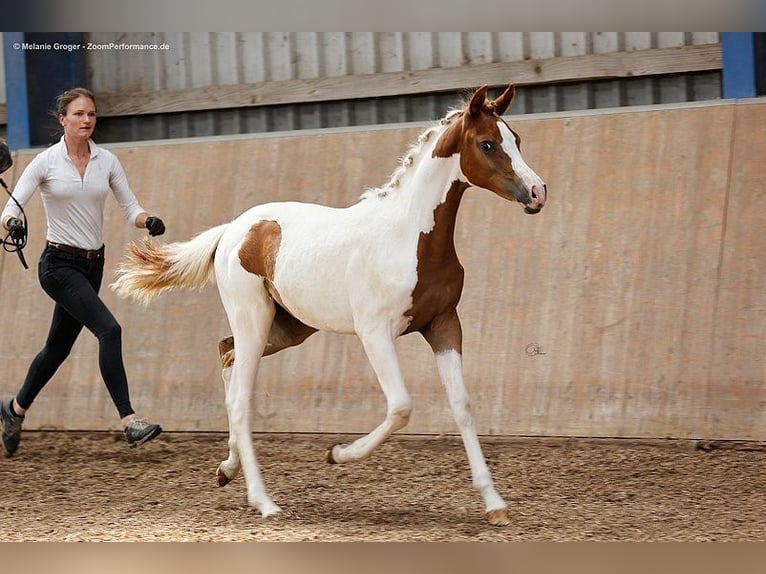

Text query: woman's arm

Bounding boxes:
[1,153,47,229]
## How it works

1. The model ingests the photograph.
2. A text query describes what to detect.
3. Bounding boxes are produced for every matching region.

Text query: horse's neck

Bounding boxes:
[397,141,464,233]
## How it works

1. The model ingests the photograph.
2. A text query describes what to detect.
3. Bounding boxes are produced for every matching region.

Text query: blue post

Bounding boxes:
[721,32,756,99]
[23,33,86,147]
[3,32,31,149]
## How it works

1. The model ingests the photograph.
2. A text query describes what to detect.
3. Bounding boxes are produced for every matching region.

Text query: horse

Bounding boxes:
[111,83,547,526]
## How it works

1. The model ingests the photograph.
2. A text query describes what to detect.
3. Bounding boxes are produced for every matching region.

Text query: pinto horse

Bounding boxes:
[112,84,547,526]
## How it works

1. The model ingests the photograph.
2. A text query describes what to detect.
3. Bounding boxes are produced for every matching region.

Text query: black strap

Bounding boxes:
[1,177,29,270]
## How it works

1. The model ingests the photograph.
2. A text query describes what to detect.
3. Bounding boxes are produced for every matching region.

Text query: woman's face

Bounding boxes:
[59,96,96,142]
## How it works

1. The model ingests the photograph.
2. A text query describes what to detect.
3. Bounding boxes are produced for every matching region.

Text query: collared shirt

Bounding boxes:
[1,136,146,250]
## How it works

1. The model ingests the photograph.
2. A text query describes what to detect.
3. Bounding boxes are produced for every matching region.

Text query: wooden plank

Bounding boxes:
[709,102,766,439]
[0,104,6,125]
[95,44,722,118]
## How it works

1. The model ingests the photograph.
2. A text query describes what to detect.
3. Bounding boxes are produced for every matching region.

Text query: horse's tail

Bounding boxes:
[111,223,229,305]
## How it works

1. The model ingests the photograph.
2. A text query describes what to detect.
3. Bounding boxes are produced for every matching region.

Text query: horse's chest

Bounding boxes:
[404,256,464,333]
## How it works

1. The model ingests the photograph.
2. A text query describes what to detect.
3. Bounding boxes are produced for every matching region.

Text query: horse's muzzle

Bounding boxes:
[522,183,546,214]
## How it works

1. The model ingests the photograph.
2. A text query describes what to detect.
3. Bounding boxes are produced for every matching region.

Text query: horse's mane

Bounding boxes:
[360,108,463,201]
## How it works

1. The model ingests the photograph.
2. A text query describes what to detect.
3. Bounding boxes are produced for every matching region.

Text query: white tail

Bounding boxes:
[111,223,229,305]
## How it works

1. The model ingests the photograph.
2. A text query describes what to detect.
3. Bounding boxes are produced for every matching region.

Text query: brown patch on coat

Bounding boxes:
[238,219,290,308]
[239,220,281,281]
[403,180,469,353]
[232,219,317,360]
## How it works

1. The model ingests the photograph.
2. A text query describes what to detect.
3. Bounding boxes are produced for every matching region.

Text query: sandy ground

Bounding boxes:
[0,431,764,541]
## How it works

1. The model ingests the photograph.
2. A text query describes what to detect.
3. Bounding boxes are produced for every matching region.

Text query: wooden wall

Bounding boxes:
[0,99,763,439]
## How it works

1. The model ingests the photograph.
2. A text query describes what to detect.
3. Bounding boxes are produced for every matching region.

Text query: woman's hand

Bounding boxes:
[144,216,165,237]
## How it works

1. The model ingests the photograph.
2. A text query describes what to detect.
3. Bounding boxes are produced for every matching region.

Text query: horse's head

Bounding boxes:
[435,84,547,214]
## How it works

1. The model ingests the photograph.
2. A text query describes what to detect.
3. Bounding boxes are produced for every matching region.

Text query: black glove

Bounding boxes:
[145,216,165,237]
[6,217,25,240]
[0,138,12,174]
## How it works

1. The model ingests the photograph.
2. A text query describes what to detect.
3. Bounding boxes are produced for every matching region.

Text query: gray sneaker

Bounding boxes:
[1,396,24,457]
[124,416,162,448]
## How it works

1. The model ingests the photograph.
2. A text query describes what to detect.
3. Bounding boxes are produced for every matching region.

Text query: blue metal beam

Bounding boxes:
[721,32,756,99]
[3,32,31,150]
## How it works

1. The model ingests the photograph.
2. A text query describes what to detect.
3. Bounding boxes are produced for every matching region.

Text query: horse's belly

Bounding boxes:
[272,243,418,335]
[272,264,356,333]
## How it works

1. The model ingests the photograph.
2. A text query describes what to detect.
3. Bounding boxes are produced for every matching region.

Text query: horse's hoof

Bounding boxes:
[325,446,339,464]
[260,503,282,519]
[486,508,511,527]
[216,464,232,487]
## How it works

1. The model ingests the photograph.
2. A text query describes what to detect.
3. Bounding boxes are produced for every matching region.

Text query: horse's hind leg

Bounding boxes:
[327,327,412,464]
[216,336,239,487]
[218,287,281,517]
[216,309,316,487]
[263,305,318,357]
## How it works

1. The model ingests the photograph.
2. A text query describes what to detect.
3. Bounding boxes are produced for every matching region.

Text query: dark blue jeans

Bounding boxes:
[16,244,134,418]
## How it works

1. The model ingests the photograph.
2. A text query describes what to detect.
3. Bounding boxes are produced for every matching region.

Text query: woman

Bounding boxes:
[0,87,165,457]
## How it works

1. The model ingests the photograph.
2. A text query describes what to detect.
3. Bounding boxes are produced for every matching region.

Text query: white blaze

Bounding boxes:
[497,121,545,192]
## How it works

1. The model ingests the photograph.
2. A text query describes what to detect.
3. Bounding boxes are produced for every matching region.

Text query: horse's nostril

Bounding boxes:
[531,183,547,204]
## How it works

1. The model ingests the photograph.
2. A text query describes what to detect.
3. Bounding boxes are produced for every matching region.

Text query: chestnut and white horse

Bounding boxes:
[112,84,547,526]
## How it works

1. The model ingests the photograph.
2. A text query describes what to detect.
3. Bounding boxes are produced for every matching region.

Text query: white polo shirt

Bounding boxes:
[1,136,146,250]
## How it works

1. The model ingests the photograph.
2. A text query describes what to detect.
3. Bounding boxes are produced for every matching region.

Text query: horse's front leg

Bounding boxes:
[422,309,510,526]
[327,327,412,464]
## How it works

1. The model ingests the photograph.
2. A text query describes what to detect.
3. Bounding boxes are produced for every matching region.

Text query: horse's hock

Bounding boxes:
[1,99,763,441]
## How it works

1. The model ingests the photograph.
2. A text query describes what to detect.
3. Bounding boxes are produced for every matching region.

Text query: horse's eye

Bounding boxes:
[479,141,494,153]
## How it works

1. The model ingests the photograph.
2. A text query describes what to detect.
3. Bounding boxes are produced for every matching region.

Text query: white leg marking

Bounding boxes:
[330,329,412,463]
[435,350,508,516]
[222,296,281,518]
[217,364,241,484]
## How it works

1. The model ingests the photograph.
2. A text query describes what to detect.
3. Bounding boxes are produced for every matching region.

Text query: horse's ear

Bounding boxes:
[492,84,515,116]
[468,85,489,117]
